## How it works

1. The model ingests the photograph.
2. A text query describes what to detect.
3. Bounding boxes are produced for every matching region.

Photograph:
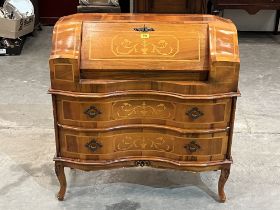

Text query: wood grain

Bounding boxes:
[58,126,229,162]
[49,14,240,202]
[55,94,232,130]
[49,14,239,94]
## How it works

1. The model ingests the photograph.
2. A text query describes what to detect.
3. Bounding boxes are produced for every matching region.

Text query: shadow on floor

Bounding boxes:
[66,168,220,202]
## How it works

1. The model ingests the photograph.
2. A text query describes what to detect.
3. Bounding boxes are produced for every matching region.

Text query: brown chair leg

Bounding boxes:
[218,166,230,203]
[55,162,67,201]
[274,10,280,35]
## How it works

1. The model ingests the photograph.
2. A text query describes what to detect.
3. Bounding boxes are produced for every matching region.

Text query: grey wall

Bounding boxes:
[224,10,279,32]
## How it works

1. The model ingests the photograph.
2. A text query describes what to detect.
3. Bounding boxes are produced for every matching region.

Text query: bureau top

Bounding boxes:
[50,13,239,71]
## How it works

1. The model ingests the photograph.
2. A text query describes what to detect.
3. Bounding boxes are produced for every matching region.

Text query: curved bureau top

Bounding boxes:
[50,13,239,63]
[49,14,240,95]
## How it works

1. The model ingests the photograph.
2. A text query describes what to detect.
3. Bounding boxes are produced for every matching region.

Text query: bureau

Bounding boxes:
[49,13,240,202]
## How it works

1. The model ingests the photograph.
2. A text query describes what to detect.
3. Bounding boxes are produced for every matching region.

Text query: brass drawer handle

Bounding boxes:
[84,105,101,118]
[185,141,201,153]
[85,139,102,152]
[186,107,204,120]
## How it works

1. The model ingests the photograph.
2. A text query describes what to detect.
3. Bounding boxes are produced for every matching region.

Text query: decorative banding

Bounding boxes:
[58,123,229,134]
[54,156,233,168]
[48,89,241,99]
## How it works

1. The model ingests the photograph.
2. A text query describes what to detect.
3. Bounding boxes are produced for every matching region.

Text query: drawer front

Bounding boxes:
[59,127,229,162]
[56,95,232,129]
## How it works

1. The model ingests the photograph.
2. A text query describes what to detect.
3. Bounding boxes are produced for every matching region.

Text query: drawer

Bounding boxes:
[58,127,229,162]
[56,94,232,129]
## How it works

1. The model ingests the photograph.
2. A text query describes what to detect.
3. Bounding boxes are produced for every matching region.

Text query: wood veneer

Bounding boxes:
[55,95,232,130]
[49,13,240,202]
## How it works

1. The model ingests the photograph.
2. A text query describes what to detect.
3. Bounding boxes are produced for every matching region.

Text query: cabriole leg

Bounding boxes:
[55,162,67,201]
[218,166,230,203]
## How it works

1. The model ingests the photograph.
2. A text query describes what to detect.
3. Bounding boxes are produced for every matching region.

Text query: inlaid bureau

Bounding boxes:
[49,13,240,202]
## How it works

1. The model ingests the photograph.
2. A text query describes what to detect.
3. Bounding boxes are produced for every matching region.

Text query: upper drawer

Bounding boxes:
[56,94,232,129]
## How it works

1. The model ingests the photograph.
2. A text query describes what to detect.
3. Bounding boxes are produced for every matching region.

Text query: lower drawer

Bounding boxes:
[58,127,229,162]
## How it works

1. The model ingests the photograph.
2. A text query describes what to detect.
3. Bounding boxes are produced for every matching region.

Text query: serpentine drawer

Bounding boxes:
[55,94,233,130]
[58,126,229,162]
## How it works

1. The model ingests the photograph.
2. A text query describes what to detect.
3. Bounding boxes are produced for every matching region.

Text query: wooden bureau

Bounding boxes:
[49,13,240,202]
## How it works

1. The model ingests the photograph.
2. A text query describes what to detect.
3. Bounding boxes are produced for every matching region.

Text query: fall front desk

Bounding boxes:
[49,13,240,202]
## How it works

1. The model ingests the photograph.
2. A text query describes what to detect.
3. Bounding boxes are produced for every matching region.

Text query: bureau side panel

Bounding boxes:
[52,95,60,156]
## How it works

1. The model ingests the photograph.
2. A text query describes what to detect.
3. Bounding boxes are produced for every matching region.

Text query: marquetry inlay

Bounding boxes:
[114,134,174,152]
[53,64,74,82]
[112,100,175,119]
[111,34,179,57]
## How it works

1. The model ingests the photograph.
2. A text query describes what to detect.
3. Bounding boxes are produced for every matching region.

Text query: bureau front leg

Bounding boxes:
[218,166,231,203]
[55,162,67,201]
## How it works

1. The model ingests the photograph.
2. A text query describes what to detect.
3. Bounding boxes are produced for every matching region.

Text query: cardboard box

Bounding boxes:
[0,15,35,39]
